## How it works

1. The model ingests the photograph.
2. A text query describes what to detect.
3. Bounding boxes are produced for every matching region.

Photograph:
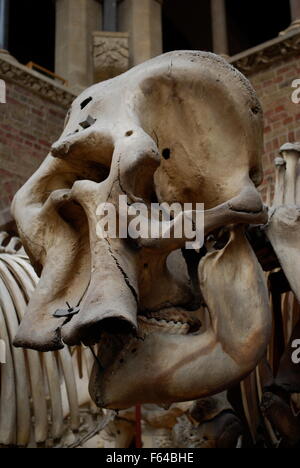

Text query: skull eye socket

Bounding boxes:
[75,161,111,184]
[39,161,110,207]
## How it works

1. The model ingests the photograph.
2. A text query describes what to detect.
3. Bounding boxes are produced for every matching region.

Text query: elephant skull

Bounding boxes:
[12,51,271,410]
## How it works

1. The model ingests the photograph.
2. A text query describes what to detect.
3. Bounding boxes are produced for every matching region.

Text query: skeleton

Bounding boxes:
[253,145,300,448]
[172,395,243,449]
[0,232,108,448]
[143,393,243,449]
[266,143,300,304]
[97,394,243,449]
[12,51,272,410]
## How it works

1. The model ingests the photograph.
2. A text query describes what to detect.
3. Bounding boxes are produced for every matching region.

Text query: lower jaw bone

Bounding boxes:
[89,226,272,410]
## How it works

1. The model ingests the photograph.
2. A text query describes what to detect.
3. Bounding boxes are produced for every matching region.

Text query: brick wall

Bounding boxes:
[248,54,300,201]
[0,80,67,227]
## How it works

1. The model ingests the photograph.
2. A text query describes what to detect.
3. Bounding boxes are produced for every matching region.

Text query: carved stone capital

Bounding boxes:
[93,31,130,82]
[0,54,75,108]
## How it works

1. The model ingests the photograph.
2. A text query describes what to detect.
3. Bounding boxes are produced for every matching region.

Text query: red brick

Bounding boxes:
[0,80,66,223]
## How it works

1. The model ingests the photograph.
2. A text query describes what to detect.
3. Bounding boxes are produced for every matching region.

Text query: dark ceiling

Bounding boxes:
[7,0,292,73]
[162,0,292,56]
[8,0,55,71]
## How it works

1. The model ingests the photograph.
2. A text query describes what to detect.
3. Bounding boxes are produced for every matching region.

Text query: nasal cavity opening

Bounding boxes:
[81,318,136,346]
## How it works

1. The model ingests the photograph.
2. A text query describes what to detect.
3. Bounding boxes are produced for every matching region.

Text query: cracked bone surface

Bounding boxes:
[266,142,300,302]
[12,51,271,409]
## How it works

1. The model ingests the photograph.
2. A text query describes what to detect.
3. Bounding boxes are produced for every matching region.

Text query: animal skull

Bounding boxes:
[12,51,271,409]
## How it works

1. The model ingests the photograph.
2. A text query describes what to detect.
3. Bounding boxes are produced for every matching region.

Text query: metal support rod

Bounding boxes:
[211,0,228,56]
[0,0,9,50]
[103,0,118,32]
[290,0,300,21]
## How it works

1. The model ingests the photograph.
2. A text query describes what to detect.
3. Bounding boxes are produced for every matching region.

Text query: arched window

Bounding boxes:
[8,0,55,71]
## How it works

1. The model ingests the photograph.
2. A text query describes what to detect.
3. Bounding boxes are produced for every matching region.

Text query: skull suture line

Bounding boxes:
[12,51,272,410]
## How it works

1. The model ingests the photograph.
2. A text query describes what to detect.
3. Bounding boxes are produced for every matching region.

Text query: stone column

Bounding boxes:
[211,0,229,56]
[0,0,9,51]
[290,0,300,21]
[281,0,300,35]
[55,0,102,93]
[118,0,163,66]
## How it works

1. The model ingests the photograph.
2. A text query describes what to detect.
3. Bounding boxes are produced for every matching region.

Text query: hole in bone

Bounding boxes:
[79,115,97,129]
[80,96,93,110]
[251,106,260,115]
[162,148,171,160]
[125,130,133,137]
[67,129,79,137]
